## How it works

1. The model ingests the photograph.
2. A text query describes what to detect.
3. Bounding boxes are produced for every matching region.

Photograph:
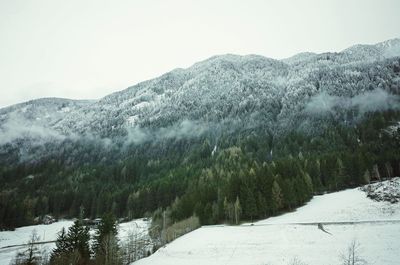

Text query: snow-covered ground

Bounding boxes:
[0,218,150,265]
[118,218,151,242]
[134,179,400,265]
[0,220,73,265]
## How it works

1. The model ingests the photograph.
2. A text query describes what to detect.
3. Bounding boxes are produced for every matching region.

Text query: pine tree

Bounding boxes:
[281,179,296,210]
[50,227,69,261]
[243,189,257,222]
[223,197,234,224]
[335,157,348,189]
[67,220,91,260]
[94,213,121,265]
[256,192,268,218]
[50,216,91,265]
[307,159,323,192]
[234,197,241,225]
[271,179,283,214]
[302,172,314,199]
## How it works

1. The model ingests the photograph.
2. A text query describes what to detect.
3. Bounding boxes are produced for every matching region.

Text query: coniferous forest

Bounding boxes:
[1,109,399,229]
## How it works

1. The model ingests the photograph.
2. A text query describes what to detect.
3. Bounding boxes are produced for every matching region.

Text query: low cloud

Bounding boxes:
[351,88,399,113]
[125,119,208,145]
[0,113,209,148]
[304,92,340,115]
[0,113,67,145]
[304,88,400,116]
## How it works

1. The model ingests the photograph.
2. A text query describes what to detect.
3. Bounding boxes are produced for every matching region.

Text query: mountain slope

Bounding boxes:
[134,179,400,265]
[1,39,400,230]
[1,39,400,143]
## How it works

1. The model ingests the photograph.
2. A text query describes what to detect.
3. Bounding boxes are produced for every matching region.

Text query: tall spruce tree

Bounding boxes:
[271,179,283,214]
[94,213,121,265]
[234,197,242,225]
[50,227,68,261]
[67,220,91,260]
[50,219,91,265]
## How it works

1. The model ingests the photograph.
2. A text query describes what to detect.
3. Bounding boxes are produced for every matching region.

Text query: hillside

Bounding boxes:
[134,179,400,265]
[1,39,400,142]
[1,39,400,230]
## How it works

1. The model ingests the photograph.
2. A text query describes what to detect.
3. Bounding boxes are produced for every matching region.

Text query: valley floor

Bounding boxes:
[133,179,400,265]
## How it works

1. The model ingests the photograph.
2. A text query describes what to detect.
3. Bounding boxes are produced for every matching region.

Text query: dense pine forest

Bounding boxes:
[1,109,399,229]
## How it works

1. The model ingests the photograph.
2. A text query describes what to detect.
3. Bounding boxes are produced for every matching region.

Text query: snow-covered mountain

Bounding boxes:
[0,98,92,144]
[1,39,400,150]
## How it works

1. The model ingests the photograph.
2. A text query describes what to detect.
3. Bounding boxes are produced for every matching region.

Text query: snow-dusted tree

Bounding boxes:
[66,220,91,260]
[121,229,142,264]
[50,227,69,264]
[94,213,121,265]
[363,170,371,184]
[96,234,121,265]
[287,257,307,265]
[223,197,234,224]
[271,179,283,214]
[340,239,367,265]
[11,230,42,265]
[234,196,242,225]
[372,164,381,181]
[54,228,67,248]
[50,220,91,265]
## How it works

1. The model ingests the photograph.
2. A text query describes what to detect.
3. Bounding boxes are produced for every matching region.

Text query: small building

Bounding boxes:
[94,218,102,226]
[43,215,56,225]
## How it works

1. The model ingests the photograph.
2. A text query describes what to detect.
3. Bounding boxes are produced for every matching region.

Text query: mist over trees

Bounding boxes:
[1,40,400,229]
[1,109,399,229]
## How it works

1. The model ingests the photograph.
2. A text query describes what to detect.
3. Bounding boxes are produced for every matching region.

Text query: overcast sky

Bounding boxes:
[0,0,399,108]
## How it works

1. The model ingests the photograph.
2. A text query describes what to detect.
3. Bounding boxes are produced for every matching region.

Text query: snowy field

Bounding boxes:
[0,218,150,265]
[134,179,400,265]
[0,220,73,265]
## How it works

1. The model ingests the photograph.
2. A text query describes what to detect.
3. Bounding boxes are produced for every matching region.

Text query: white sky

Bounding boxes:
[0,0,399,108]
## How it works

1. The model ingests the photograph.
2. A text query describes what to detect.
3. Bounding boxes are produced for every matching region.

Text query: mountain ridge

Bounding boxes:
[0,38,400,147]
[2,38,399,112]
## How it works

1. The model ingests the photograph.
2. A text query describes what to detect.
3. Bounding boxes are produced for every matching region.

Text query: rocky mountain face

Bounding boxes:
[1,39,400,161]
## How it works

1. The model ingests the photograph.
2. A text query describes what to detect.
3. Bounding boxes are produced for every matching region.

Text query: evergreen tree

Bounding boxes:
[256,192,268,218]
[223,197,234,224]
[307,159,324,192]
[94,213,121,265]
[243,189,257,222]
[302,172,314,199]
[50,227,69,261]
[281,179,296,210]
[234,196,241,225]
[50,220,91,265]
[271,179,283,214]
[67,220,91,260]
[335,157,348,190]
